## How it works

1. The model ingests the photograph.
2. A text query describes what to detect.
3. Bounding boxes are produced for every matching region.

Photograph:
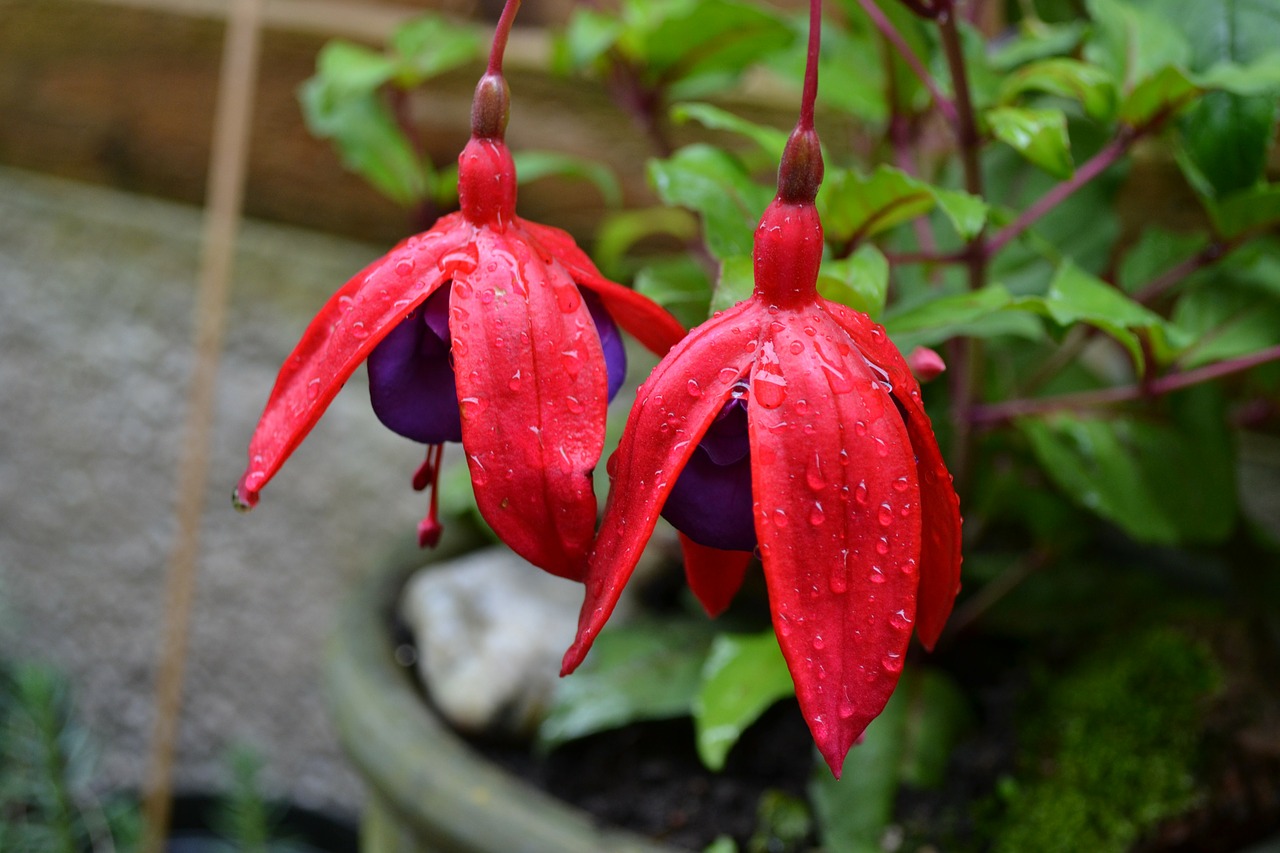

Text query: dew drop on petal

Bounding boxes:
[875,537,890,555]
[878,503,894,526]
[338,295,355,313]
[854,480,869,505]
[686,379,702,397]
[789,340,804,355]
[855,420,867,437]
[805,454,826,491]
[870,566,886,584]
[893,476,910,493]
[773,508,789,528]
[508,370,522,391]
[890,609,913,629]
[565,395,584,414]
[454,281,473,299]
[306,378,321,400]
[809,503,825,526]
[812,634,825,650]
[838,700,855,719]
[882,653,903,673]
[718,367,739,384]
[753,372,787,409]
[555,286,582,313]
[874,437,889,458]
[394,258,414,276]
[350,321,369,340]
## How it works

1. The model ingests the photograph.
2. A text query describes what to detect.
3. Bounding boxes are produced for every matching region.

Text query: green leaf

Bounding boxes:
[1117,227,1209,295]
[593,206,700,278]
[648,145,771,260]
[711,255,755,315]
[633,256,713,329]
[1084,0,1192,92]
[670,102,790,160]
[1172,250,1280,366]
[1205,183,1280,238]
[693,631,795,771]
[990,20,1089,71]
[388,15,483,85]
[553,9,625,73]
[1029,262,1172,367]
[808,670,971,853]
[818,245,889,318]
[298,49,429,206]
[885,285,1044,350]
[1118,65,1202,127]
[1180,91,1279,197]
[999,58,1118,120]
[1197,54,1280,96]
[1020,397,1237,545]
[985,107,1074,179]
[820,166,988,247]
[511,150,623,208]
[539,619,714,750]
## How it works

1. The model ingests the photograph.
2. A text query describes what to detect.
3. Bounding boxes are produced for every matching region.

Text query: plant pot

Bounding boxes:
[323,558,678,853]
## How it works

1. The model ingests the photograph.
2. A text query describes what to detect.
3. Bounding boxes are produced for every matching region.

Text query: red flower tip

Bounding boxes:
[907,346,947,382]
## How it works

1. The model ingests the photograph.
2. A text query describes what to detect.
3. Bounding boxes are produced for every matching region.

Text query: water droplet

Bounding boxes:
[838,448,850,466]
[902,559,918,575]
[795,398,809,415]
[893,476,909,492]
[805,455,826,491]
[394,258,414,276]
[686,379,702,397]
[855,420,867,437]
[338,295,355,313]
[454,281,473,299]
[878,503,893,526]
[508,370,522,391]
[789,340,803,355]
[875,537,890,555]
[561,350,581,376]
[838,700,855,719]
[870,326,886,343]
[555,286,582,313]
[731,381,749,400]
[479,289,495,305]
[753,372,787,409]
[812,634,825,650]
[459,396,485,418]
[718,367,739,384]
[882,654,903,673]
[804,325,817,337]
[809,503,825,526]
[773,508,789,528]
[350,321,369,340]
[469,456,489,486]
[870,566,886,584]
[829,565,848,594]
[890,609,913,629]
[854,480,869,505]
[306,378,321,400]
[566,396,584,414]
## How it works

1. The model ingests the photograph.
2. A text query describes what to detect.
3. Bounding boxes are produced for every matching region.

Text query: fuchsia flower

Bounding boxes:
[561,122,963,773]
[235,64,684,579]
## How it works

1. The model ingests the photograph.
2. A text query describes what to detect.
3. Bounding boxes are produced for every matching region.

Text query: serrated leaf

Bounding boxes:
[693,631,795,770]
[986,107,1074,179]
[999,58,1118,120]
[819,245,889,318]
[649,145,771,260]
[539,619,714,750]
[885,285,1044,350]
[1021,397,1237,545]
[511,150,623,208]
[1027,261,1172,367]
[821,166,987,247]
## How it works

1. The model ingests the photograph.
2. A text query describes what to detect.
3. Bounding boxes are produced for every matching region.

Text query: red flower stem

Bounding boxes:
[969,344,1280,426]
[487,0,522,76]
[985,130,1134,257]
[853,0,958,127]
[798,0,822,131]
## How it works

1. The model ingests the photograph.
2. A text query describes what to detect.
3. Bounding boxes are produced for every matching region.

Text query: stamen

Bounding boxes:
[412,444,445,547]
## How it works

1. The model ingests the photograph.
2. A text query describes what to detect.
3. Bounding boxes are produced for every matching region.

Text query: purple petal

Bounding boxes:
[367,287,463,444]
[367,285,627,445]
[661,396,756,552]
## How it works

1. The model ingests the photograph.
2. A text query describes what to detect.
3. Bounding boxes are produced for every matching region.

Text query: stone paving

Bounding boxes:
[0,166,445,817]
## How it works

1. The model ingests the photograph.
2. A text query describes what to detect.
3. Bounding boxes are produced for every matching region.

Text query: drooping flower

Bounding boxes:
[561,122,963,775]
[234,63,684,580]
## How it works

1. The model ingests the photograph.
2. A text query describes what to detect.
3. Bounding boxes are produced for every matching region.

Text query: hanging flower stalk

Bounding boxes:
[560,0,962,775]
[234,0,685,579]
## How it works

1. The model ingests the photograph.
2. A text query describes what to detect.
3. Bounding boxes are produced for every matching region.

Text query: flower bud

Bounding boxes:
[777,126,824,205]
[470,72,510,140]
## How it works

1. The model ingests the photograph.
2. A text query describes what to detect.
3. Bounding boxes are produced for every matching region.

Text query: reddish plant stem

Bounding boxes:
[798,0,822,131]
[986,130,1134,256]
[853,0,958,127]
[969,344,1280,426]
[487,0,521,75]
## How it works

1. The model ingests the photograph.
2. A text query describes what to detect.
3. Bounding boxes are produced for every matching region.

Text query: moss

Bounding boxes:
[991,627,1221,853]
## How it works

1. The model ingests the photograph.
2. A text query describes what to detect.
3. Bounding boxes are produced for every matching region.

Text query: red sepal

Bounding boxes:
[451,227,609,580]
[235,223,472,508]
[825,304,962,650]
[679,534,752,618]
[562,300,760,674]
[748,306,922,777]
